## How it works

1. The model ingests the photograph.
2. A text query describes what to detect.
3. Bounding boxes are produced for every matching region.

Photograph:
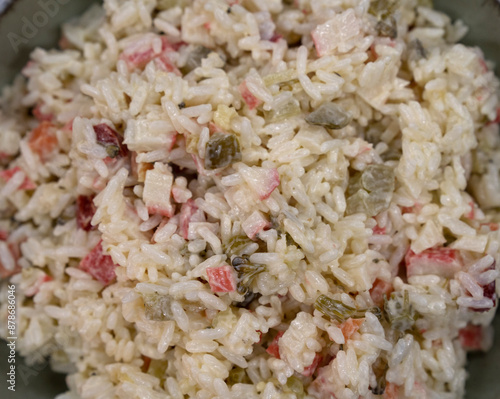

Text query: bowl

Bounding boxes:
[0,0,499,398]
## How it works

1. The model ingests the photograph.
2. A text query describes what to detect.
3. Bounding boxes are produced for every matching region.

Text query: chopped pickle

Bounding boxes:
[286,376,305,399]
[264,99,301,123]
[314,294,381,322]
[383,291,417,332]
[233,290,261,308]
[407,39,427,63]
[263,69,298,86]
[376,16,397,39]
[306,103,352,130]
[361,164,395,192]
[231,256,265,295]
[346,165,395,217]
[227,367,251,386]
[180,45,212,75]
[143,293,173,321]
[204,133,242,170]
[225,235,254,256]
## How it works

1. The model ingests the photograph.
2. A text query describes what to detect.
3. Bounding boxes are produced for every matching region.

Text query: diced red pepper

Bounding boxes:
[93,124,128,158]
[405,247,462,278]
[239,81,261,110]
[79,240,117,286]
[459,324,489,351]
[339,318,364,341]
[28,121,58,162]
[179,199,198,239]
[266,331,284,359]
[76,195,97,231]
[0,167,36,190]
[206,264,237,293]
[302,353,322,377]
[370,278,393,307]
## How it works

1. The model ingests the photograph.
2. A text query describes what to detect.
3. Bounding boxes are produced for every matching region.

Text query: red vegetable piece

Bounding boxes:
[239,81,261,110]
[79,240,117,285]
[302,353,322,377]
[266,331,284,359]
[76,195,97,231]
[370,278,393,307]
[28,121,58,162]
[93,124,128,158]
[206,264,237,293]
[0,167,36,190]
[405,247,462,278]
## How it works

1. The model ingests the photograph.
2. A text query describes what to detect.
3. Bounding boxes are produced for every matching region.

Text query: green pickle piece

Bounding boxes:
[314,294,381,322]
[205,133,242,170]
[286,376,305,399]
[305,102,352,130]
[143,293,173,321]
[227,367,251,386]
[264,99,301,123]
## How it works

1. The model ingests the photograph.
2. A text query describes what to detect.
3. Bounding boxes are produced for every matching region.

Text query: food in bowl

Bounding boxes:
[0,0,499,398]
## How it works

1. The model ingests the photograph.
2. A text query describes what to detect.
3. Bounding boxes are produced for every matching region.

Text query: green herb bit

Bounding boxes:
[376,16,397,39]
[227,367,251,386]
[314,294,381,323]
[383,291,417,332]
[106,144,121,158]
[232,257,265,294]
[285,376,305,399]
[143,293,173,321]
[204,133,242,170]
[305,103,352,130]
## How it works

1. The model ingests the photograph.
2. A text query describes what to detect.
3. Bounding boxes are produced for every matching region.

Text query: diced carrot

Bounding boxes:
[28,121,58,162]
[339,318,364,340]
[206,264,237,293]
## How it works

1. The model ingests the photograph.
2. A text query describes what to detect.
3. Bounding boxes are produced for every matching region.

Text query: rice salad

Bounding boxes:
[1,0,499,398]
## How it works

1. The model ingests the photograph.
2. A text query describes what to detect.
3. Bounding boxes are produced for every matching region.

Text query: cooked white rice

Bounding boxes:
[1,0,499,398]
